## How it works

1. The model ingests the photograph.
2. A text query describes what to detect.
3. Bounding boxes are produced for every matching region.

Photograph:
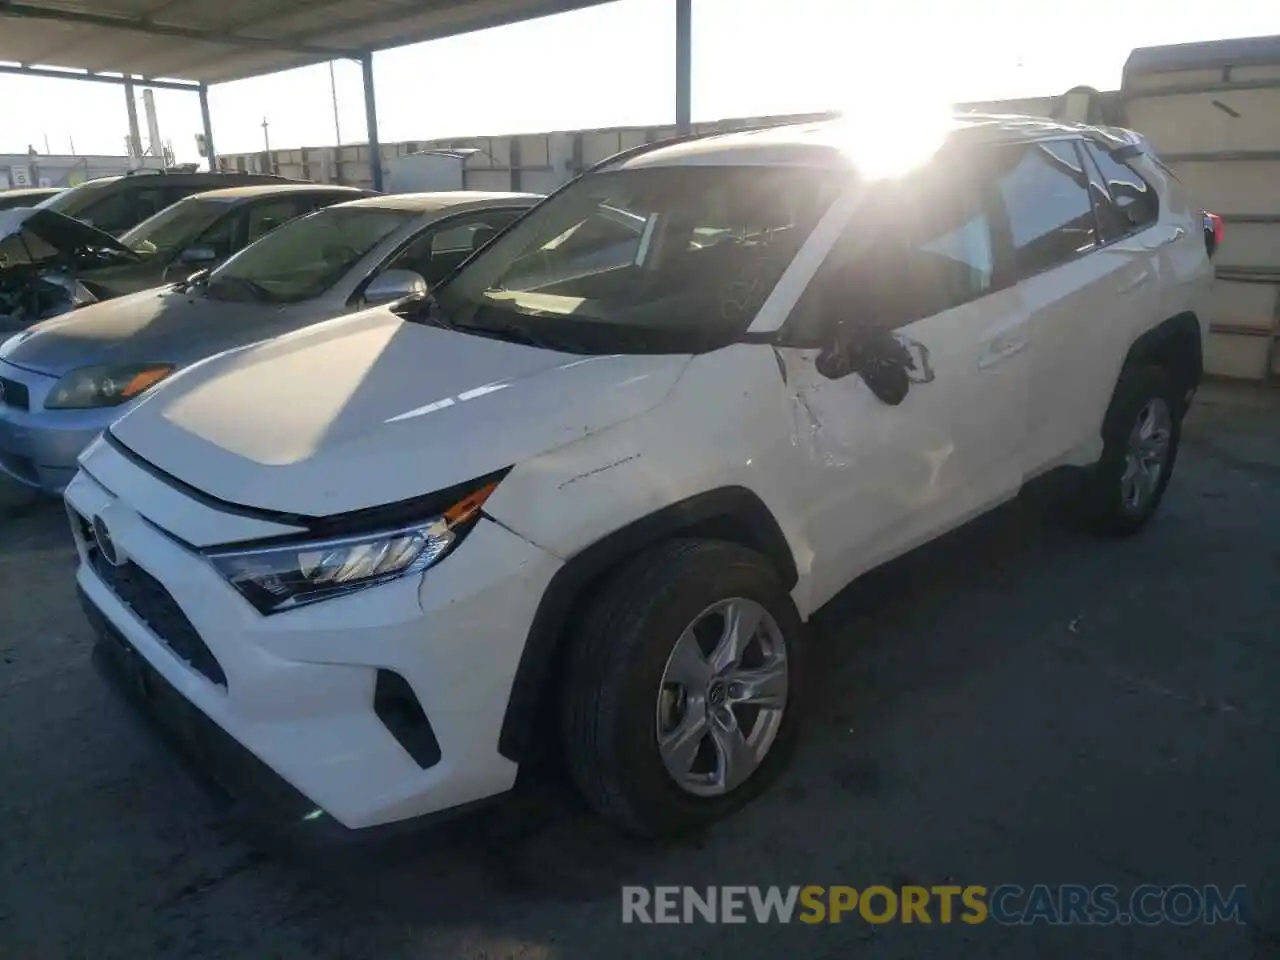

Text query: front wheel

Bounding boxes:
[1079,365,1183,536]
[561,539,806,836]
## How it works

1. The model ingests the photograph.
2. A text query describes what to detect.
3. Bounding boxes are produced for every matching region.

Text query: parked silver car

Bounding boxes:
[0,191,539,493]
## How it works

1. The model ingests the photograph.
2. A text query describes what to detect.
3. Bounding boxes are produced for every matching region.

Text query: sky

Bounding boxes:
[2,0,1276,164]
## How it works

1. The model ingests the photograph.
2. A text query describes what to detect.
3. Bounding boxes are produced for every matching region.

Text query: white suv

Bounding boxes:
[66,116,1214,840]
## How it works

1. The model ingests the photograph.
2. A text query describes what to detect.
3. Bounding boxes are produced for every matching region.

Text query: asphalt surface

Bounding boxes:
[1,385,1278,959]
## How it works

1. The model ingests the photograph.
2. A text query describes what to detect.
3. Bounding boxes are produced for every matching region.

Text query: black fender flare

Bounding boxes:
[496,486,799,763]
[1123,312,1203,399]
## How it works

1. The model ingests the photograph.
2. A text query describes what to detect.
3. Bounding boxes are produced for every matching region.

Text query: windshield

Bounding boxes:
[119,197,230,255]
[203,206,414,304]
[34,178,117,218]
[431,165,842,354]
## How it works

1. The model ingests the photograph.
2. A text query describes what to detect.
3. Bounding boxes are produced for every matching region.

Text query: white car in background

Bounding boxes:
[67,116,1214,841]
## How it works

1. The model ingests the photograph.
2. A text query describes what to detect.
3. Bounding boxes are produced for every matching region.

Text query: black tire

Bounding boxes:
[1078,365,1183,536]
[561,539,806,837]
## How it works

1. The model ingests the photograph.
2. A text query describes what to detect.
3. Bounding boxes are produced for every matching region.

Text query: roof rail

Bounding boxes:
[586,116,828,175]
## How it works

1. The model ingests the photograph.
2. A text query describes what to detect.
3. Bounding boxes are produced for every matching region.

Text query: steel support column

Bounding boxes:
[675,0,692,133]
[361,53,383,191]
[123,75,142,165]
[198,83,217,172]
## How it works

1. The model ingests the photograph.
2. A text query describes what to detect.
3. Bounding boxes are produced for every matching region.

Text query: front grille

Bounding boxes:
[79,514,227,688]
[82,588,317,824]
[0,376,29,411]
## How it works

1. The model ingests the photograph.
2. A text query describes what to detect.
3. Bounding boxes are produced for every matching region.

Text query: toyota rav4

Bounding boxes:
[65,115,1215,840]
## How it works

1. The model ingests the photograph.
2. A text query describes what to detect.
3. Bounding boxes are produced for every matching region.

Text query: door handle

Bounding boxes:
[1151,226,1185,249]
[1118,268,1152,293]
[979,335,1027,369]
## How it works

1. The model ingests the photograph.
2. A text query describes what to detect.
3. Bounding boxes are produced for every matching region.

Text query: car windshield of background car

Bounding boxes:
[203,206,415,304]
[119,197,233,256]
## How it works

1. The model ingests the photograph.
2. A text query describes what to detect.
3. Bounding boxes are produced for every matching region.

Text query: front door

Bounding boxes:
[772,166,1032,609]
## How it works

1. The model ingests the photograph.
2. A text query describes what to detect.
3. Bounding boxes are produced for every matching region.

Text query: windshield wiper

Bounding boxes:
[174,268,211,293]
[451,318,571,351]
[398,293,566,351]
[205,275,271,302]
[398,291,460,331]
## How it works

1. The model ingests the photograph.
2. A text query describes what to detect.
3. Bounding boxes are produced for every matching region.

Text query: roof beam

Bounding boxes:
[0,62,200,90]
[287,0,605,50]
[0,1,361,58]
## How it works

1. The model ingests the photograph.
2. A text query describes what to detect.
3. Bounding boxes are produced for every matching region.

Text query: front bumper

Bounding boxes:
[66,460,562,832]
[0,361,116,493]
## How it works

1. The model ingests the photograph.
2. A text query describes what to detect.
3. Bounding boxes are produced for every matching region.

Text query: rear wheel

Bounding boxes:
[561,539,805,836]
[1079,365,1182,535]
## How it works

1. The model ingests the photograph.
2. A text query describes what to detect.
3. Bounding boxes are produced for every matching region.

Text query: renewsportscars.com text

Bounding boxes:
[621,884,1249,926]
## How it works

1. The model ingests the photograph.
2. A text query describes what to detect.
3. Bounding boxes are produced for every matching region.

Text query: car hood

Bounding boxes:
[0,286,298,376]
[108,308,691,517]
[0,207,138,267]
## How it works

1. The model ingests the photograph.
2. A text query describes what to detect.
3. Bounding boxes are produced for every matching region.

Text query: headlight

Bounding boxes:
[206,479,501,614]
[45,363,174,410]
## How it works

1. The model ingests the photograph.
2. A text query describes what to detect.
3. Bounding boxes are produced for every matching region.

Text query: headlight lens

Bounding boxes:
[45,363,174,409]
[206,480,500,614]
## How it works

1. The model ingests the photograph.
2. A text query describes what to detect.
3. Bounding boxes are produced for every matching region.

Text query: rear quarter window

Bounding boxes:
[1082,141,1159,235]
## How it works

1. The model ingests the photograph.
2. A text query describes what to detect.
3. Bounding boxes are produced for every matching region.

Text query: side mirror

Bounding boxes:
[816,324,914,406]
[364,268,427,305]
[180,246,218,265]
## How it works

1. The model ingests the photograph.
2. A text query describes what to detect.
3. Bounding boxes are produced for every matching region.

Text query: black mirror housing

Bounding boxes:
[180,246,218,264]
[816,324,918,406]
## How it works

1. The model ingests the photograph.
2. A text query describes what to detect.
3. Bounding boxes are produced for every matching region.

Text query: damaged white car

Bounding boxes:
[68,115,1214,841]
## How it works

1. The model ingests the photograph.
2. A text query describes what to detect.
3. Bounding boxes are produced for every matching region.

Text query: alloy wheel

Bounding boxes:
[654,597,789,797]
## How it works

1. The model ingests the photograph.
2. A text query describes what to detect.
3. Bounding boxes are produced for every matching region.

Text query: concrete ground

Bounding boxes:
[1,381,1278,959]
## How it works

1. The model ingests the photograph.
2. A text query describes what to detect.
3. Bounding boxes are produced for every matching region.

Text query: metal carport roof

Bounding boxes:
[0,0,695,190]
[0,1,616,85]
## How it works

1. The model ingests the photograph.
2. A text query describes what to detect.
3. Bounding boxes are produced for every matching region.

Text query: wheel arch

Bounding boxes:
[496,486,799,763]
[1122,311,1203,405]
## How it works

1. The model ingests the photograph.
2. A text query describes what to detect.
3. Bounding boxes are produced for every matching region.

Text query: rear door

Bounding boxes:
[1075,140,1171,425]
[995,138,1158,474]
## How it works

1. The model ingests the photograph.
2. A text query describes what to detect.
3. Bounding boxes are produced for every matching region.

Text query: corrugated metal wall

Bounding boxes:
[218,111,836,192]
[1122,61,1280,381]
[1,153,163,188]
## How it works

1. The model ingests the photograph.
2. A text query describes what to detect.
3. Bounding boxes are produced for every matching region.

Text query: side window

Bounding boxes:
[77,191,136,234]
[995,141,1098,278]
[244,197,313,245]
[133,186,173,223]
[164,185,199,210]
[193,212,238,259]
[788,174,996,341]
[388,210,522,286]
[1082,141,1159,236]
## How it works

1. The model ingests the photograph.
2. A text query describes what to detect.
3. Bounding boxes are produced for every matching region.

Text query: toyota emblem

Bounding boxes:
[91,514,127,568]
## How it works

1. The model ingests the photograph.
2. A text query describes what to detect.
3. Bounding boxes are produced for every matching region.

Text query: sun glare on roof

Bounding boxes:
[828,95,955,180]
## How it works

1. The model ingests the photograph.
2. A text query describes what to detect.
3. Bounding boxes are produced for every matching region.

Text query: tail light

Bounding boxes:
[1203,212,1224,258]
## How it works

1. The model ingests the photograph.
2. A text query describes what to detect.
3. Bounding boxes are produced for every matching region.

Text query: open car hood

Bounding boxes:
[0,207,139,269]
